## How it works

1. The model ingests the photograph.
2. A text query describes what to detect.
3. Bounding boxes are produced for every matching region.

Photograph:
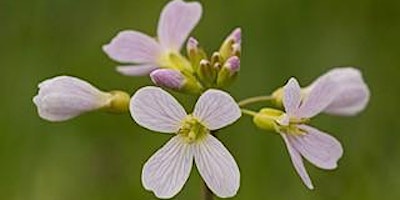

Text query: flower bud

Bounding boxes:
[219,27,241,60]
[232,43,241,57]
[216,56,240,88]
[33,76,115,122]
[150,69,203,95]
[197,59,217,87]
[186,37,207,70]
[210,52,222,66]
[253,108,284,132]
[271,87,284,108]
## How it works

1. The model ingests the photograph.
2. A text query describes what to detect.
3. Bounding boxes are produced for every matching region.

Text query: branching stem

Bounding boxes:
[241,108,257,117]
[238,95,273,107]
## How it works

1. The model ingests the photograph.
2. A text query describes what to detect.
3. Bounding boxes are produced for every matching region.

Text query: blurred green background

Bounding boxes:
[1,0,400,199]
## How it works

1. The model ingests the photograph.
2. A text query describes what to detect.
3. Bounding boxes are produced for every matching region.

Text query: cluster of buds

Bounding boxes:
[186,28,241,89]
[150,28,242,95]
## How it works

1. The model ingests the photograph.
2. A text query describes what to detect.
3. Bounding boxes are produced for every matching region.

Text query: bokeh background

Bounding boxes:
[1,0,400,199]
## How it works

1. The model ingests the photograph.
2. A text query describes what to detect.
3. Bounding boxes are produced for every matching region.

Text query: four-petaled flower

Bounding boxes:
[103,0,202,76]
[278,77,344,189]
[130,86,241,198]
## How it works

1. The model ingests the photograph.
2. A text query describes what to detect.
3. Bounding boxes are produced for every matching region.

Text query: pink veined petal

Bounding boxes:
[281,133,314,190]
[33,76,110,122]
[314,67,370,116]
[193,89,241,130]
[283,77,302,116]
[289,125,343,170]
[142,135,194,199]
[116,65,159,76]
[103,30,162,64]
[130,86,187,133]
[157,0,202,51]
[193,134,240,198]
[297,74,337,118]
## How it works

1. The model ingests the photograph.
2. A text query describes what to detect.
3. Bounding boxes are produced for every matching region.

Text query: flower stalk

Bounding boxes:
[238,95,274,107]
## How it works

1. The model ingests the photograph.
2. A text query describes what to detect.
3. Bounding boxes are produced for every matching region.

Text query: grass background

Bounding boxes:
[1,0,399,199]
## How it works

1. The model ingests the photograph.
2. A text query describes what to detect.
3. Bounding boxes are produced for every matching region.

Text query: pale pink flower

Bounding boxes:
[278,78,344,189]
[33,76,112,122]
[103,0,202,76]
[130,86,241,198]
[305,67,370,116]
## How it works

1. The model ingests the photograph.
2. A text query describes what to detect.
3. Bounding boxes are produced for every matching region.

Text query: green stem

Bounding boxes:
[241,108,257,117]
[202,181,214,200]
[238,95,273,107]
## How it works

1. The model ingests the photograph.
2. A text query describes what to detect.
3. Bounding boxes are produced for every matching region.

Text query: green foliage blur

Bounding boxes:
[1,0,399,199]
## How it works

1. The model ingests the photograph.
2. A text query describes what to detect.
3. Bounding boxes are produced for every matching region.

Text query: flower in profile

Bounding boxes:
[103,0,202,76]
[254,77,343,189]
[304,67,370,116]
[130,86,241,198]
[272,67,370,116]
[33,76,130,122]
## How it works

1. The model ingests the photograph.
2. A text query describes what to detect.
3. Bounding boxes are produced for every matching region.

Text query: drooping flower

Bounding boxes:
[130,86,241,198]
[33,76,130,122]
[103,0,202,76]
[254,77,343,189]
[304,67,370,116]
[272,67,370,116]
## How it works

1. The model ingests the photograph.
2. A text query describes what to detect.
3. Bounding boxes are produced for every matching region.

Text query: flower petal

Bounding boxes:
[130,86,187,133]
[193,89,241,130]
[282,77,302,116]
[116,65,159,76]
[281,133,314,190]
[297,74,337,118]
[142,135,194,199]
[103,30,162,64]
[33,76,110,122]
[311,67,370,116]
[289,125,343,170]
[194,134,240,198]
[157,0,202,51]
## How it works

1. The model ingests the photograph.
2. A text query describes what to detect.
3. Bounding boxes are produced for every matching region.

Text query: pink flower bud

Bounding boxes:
[150,69,185,90]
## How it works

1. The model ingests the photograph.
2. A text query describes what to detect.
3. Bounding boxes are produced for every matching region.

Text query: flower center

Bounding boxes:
[178,115,208,143]
[278,124,307,136]
[253,108,309,136]
[159,51,193,73]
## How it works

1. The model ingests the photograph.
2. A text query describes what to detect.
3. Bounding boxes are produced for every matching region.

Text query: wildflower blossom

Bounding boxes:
[254,78,343,189]
[272,67,370,116]
[103,0,202,76]
[130,86,241,198]
[33,76,129,122]
[304,67,370,116]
